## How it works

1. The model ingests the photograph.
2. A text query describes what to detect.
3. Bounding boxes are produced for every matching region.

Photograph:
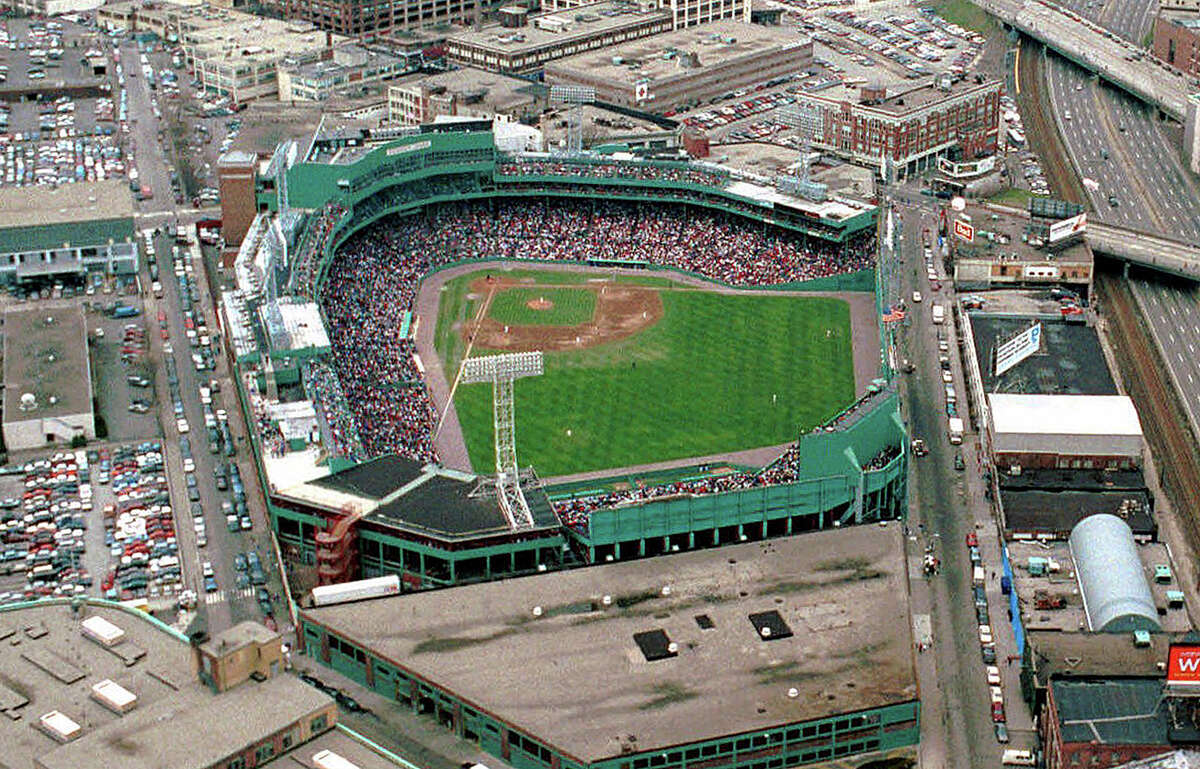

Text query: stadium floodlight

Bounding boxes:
[460,351,545,529]
[777,103,824,184]
[550,85,596,157]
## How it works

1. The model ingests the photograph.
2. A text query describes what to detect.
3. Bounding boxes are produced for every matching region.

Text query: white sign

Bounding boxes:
[1023,264,1060,279]
[953,219,975,242]
[635,80,650,102]
[995,323,1042,377]
[1048,212,1087,244]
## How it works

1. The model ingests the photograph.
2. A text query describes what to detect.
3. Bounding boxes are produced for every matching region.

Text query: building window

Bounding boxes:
[311,714,329,732]
[256,743,276,762]
[228,759,246,769]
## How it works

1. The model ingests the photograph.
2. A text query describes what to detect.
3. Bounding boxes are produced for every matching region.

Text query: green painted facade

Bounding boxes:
[249,126,903,591]
[0,216,134,255]
[300,615,919,769]
[555,392,907,564]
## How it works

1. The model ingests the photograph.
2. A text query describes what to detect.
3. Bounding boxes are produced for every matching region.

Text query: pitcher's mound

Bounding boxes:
[526,298,554,311]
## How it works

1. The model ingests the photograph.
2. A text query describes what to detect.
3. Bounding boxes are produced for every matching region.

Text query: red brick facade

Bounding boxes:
[1153,14,1200,76]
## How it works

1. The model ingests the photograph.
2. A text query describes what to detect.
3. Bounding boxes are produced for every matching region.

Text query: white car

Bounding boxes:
[176,418,189,434]
[942,370,953,383]
[979,625,993,645]
[912,291,923,303]
[987,665,1002,685]
[201,560,214,578]
[182,458,195,473]
[990,685,1003,703]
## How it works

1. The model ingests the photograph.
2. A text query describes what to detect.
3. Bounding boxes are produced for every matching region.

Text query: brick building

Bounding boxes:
[792,78,1001,180]
[1042,678,1177,769]
[218,152,259,250]
[1154,12,1200,76]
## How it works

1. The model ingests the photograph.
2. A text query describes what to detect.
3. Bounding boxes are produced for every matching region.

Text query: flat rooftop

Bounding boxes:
[952,203,1091,265]
[190,17,342,63]
[797,77,998,116]
[989,394,1143,437]
[2,306,92,422]
[1001,487,1155,538]
[548,22,806,84]
[0,179,132,229]
[1007,538,1191,634]
[0,601,334,769]
[303,526,917,763]
[1051,678,1170,745]
[1026,630,1174,687]
[449,1,670,54]
[967,314,1116,395]
[394,67,543,114]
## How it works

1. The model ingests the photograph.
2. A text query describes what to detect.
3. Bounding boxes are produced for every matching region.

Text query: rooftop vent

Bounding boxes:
[748,610,793,641]
[38,711,82,742]
[633,629,678,661]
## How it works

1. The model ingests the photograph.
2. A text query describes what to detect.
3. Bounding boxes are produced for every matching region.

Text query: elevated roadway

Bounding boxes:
[1088,222,1200,280]
[980,0,1191,120]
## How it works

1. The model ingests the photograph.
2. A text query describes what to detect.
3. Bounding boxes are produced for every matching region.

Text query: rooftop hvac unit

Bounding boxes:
[314,750,362,769]
[91,680,137,714]
[81,614,125,646]
[39,711,82,742]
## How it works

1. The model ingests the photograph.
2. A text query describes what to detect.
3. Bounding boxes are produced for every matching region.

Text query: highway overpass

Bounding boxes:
[1089,222,1200,280]
[976,0,1191,120]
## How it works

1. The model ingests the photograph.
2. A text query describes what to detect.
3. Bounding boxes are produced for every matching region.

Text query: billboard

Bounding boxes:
[1168,644,1200,687]
[953,219,975,242]
[994,322,1042,377]
[1048,212,1087,244]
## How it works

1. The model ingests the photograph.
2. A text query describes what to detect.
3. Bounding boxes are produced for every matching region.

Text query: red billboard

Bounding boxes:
[1168,644,1200,687]
[953,219,975,242]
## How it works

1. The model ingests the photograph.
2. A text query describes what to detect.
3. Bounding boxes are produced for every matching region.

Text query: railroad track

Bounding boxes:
[1015,35,1200,557]
[1015,38,1088,207]
[1097,272,1200,558]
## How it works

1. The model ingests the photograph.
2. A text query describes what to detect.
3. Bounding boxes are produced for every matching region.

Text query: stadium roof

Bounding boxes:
[2,306,93,423]
[302,525,918,763]
[283,455,560,539]
[1050,677,1169,745]
[989,394,1143,437]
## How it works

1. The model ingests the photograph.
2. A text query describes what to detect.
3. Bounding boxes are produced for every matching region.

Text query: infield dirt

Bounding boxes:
[458,276,664,353]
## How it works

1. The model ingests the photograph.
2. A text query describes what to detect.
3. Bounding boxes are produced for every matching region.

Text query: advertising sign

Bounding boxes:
[1168,644,1200,687]
[994,322,1042,377]
[953,219,975,242]
[1048,212,1087,244]
[635,80,650,102]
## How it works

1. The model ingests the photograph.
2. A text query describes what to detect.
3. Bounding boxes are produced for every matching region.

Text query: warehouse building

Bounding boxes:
[988,393,1144,471]
[387,68,546,125]
[446,2,674,75]
[278,43,412,102]
[0,181,136,287]
[792,78,1001,179]
[0,602,338,769]
[299,526,920,769]
[1069,514,1160,633]
[543,22,812,113]
[2,307,94,451]
[1042,677,1182,769]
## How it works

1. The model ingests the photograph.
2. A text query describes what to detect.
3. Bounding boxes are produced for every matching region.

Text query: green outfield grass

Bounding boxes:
[488,287,597,326]
[438,270,856,477]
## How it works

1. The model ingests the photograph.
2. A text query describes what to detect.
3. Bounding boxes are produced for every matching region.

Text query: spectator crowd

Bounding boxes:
[317,197,875,485]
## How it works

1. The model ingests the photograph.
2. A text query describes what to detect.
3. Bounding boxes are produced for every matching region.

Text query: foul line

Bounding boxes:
[434,282,498,440]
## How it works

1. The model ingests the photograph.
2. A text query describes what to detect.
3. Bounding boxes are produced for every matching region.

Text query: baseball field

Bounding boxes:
[434,268,856,478]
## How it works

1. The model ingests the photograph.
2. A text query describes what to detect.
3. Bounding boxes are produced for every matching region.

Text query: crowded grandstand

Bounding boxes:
[300,195,879,533]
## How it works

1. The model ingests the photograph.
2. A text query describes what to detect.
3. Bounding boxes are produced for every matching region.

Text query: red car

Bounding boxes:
[991,702,1006,723]
[965,532,978,548]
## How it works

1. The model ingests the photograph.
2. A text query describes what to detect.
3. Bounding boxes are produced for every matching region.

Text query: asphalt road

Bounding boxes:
[886,193,1031,769]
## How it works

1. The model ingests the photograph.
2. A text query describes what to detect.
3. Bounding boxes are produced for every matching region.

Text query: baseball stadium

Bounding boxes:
[222,120,916,769]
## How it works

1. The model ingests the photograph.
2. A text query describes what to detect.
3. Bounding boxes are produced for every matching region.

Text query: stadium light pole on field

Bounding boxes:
[461,351,544,529]
[550,85,595,156]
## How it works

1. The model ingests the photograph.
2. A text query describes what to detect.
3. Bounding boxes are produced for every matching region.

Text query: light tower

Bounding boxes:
[550,85,595,156]
[461,351,544,529]
[777,102,825,195]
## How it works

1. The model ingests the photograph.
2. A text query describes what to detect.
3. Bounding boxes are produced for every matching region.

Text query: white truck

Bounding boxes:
[948,417,964,445]
[932,304,945,325]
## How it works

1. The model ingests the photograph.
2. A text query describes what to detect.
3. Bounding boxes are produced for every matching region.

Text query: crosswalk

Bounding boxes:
[203,586,256,605]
